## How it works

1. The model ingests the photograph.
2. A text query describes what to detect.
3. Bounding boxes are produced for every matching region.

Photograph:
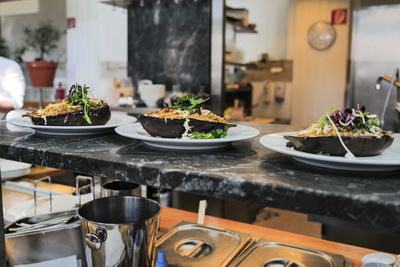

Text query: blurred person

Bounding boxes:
[0,56,25,120]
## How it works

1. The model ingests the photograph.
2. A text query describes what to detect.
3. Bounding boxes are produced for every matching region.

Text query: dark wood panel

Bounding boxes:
[127,1,212,93]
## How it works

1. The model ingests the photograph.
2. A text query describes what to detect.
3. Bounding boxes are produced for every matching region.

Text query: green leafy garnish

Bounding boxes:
[190,129,227,139]
[170,94,207,111]
[317,105,380,131]
[366,117,380,130]
[66,84,94,124]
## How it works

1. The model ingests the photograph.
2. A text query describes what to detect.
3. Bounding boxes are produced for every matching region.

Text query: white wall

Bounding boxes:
[98,4,127,63]
[66,0,127,100]
[2,0,127,100]
[1,0,67,100]
[226,0,291,62]
[1,0,66,69]
[290,0,350,126]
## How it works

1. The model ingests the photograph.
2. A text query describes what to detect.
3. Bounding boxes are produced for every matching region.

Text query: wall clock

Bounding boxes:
[307,21,336,51]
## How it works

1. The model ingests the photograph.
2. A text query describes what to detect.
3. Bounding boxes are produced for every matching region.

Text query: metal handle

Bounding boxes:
[34,176,52,215]
[85,233,102,250]
[181,240,204,257]
[85,227,107,251]
[75,175,94,207]
[376,75,400,89]
[376,68,400,127]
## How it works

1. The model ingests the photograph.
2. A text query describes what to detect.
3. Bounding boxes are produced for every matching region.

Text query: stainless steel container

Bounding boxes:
[156,221,252,266]
[78,196,161,267]
[102,180,141,197]
[229,239,350,267]
[5,210,87,266]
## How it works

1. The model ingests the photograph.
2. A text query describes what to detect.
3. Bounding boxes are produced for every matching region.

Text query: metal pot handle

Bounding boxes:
[75,175,94,207]
[85,227,107,251]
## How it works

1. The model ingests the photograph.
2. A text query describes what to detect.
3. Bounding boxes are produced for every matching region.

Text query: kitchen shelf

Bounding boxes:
[225,61,247,67]
[225,87,252,93]
[225,84,252,93]
[226,20,257,34]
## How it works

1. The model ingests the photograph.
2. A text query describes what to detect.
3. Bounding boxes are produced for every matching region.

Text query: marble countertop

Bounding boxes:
[0,121,399,230]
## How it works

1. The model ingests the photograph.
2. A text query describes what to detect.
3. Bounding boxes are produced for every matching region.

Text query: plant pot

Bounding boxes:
[26,61,58,88]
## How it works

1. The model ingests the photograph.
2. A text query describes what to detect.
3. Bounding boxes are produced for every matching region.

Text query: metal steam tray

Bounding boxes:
[156,221,252,267]
[228,238,352,267]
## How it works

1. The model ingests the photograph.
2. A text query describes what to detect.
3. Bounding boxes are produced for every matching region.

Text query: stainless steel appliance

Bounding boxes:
[156,222,252,266]
[347,4,400,131]
[157,222,350,267]
[102,180,141,197]
[5,210,86,266]
[375,69,400,129]
[229,239,350,267]
[78,196,161,267]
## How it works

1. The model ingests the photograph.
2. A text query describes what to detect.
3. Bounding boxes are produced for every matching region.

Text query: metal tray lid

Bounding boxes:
[156,221,252,267]
[228,238,351,267]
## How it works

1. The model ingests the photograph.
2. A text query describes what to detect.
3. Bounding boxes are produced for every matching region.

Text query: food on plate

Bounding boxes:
[284,105,393,157]
[23,84,111,126]
[138,94,235,138]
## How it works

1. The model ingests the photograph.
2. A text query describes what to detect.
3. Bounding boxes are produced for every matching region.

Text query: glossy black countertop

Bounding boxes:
[0,121,399,230]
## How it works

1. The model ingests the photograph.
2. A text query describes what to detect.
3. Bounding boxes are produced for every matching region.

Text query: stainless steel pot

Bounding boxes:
[78,196,161,267]
[102,180,141,197]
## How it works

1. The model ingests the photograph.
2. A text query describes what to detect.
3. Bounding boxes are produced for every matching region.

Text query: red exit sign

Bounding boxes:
[67,17,76,29]
[331,9,347,25]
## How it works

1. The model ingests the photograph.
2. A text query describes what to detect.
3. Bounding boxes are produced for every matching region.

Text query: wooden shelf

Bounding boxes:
[226,20,257,34]
[225,61,247,67]
[225,85,252,93]
[234,27,257,34]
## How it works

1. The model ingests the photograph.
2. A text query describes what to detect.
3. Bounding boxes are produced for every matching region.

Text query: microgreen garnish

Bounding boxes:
[170,94,208,112]
[318,105,380,131]
[190,129,227,139]
[318,107,340,127]
[66,84,94,124]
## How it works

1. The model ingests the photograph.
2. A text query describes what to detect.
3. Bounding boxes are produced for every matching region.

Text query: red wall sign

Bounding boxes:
[331,9,347,25]
[67,17,76,29]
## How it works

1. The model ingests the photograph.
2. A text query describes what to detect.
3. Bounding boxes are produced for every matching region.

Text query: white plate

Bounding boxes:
[0,159,32,180]
[115,123,259,150]
[259,132,400,171]
[7,112,137,136]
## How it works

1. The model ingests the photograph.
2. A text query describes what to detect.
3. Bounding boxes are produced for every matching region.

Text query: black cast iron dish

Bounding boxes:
[29,105,111,126]
[138,115,236,138]
[284,105,394,157]
[23,84,111,126]
[284,135,394,157]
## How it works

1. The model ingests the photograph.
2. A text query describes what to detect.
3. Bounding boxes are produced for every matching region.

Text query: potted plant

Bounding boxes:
[0,37,10,58]
[23,20,62,87]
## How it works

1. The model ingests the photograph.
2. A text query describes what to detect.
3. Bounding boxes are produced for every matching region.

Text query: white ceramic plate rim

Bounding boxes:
[115,123,260,144]
[259,132,400,166]
[0,159,32,172]
[1,168,31,180]
[8,112,136,130]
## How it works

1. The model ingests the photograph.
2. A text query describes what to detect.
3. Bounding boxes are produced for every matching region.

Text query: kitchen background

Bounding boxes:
[0,0,399,129]
[1,0,400,254]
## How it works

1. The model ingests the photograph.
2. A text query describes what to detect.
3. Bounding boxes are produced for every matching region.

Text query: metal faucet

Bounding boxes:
[375,68,400,127]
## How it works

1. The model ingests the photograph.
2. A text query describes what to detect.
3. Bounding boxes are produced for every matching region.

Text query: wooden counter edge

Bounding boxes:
[160,206,383,267]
